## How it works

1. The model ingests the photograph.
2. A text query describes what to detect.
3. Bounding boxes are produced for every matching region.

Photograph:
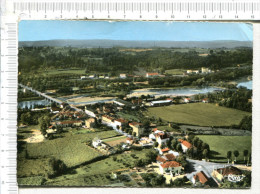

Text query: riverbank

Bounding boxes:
[18,96,44,102]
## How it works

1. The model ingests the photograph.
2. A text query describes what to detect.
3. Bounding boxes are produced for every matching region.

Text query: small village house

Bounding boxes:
[178,139,192,153]
[192,171,210,185]
[114,118,128,130]
[212,166,244,183]
[159,161,182,176]
[101,115,114,124]
[119,74,127,79]
[150,99,172,107]
[129,122,144,136]
[159,147,170,155]
[155,132,170,145]
[56,120,83,127]
[85,117,96,128]
[92,137,102,148]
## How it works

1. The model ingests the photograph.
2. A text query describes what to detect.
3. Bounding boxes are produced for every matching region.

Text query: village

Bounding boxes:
[22,86,250,188]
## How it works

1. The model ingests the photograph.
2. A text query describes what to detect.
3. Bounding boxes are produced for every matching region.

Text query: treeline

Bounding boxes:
[19,47,252,74]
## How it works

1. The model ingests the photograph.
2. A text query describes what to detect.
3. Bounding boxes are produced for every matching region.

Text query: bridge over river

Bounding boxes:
[18,83,83,112]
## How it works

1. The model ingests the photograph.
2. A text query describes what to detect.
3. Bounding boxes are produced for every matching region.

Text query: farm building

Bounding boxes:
[155,132,170,145]
[146,72,159,78]
[212,166,244,183]
[150,100,172,107]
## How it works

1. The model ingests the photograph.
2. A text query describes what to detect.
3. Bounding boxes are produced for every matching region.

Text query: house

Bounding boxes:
[114,118,128,130]
[51,106,61,113]
[192,171,210,185]
[159,147,170,155]
[99,75,105,79]
[164,153,176,161]
[168,150,180,157]
[202,98,209,103]
[201,67,211,73]
[178,139,192,153]
[92,137,102,148]
[184,98,191,103]
[139,137,154,146]
[129,122,144,136]
[212,166,244,183]
[146,72,159,78]
[81,76,87,80]
[156,156,167,164]
[119,74,127,79]
[155,132,170,145]
[126,137,134,144]
[150,100,172,107]
[85,118,96,128]
[159,161,182,175]
[131,99,143,105]
[101,115,114,124]
[89,75,95,79]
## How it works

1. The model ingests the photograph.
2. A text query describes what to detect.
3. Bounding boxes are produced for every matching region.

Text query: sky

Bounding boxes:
[19,21,253,42]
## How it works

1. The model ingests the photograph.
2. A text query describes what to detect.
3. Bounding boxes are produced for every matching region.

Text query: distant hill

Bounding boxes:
[19,39,252,49]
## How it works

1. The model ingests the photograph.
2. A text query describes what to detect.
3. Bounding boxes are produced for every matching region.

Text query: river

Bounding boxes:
[18,99,50,109]
[237,80,252,90]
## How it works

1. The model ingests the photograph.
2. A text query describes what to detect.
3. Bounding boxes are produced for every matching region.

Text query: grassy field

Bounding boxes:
[165,69,185,75]
[26,130,119,168]
[42,69,86,75]
[103,136,127,147]
[146,103,251,126]
[196,135,252,163]
[45,149,150,186]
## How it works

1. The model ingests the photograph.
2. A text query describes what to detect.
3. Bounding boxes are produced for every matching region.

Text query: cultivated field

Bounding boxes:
[146,103,251,126]
[102,136,127,147]
[197,135,252,162]
[165,69,185,75]
[45,149,151,186]
[26,130,119,167]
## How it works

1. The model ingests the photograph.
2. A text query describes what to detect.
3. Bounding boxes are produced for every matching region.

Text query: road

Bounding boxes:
[186,159,228,184]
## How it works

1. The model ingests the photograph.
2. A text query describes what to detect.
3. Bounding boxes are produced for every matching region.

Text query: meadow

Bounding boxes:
[196,135,252,163]
[146,103,251,127]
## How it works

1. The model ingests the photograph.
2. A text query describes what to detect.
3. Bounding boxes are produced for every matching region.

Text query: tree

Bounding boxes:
[171,139,178,150]
[233,150,239,162]
[243,150,249,162]
[202,149,209,159]
[176,144,183,153]
[154,142,159,148]
[227,151,232,164]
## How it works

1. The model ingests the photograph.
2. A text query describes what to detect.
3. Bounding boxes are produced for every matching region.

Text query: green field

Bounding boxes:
[196,135,252,163]
[26,130,119,168]
[44,149,151,186]
[146,103,251,127]
[165,69,185,75]
[43,69,86,75]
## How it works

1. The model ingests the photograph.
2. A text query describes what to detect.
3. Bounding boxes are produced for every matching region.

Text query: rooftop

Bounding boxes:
[193,171,209,184]
[160,161,181,168]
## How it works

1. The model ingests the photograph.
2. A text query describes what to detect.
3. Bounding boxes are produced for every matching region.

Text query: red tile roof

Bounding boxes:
[178,139,192,149]
[115,118,128,123]
[147,72,159,76]
[153,128,158,132]
[160,161,181,168]
[59,120,82,124]
[156,156,167,163]
[164,153,176,161]
[193,171,209,184]
[161,148,170,152]
[216,166,242,176]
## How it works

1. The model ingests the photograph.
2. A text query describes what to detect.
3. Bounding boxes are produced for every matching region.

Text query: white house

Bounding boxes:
[155,132,170,145]
[119,74,127,79]
[146,72,159,78]
[184,98,191,103]
[178,139,192,153]
[150,100,172,107]
[92,137,102,148]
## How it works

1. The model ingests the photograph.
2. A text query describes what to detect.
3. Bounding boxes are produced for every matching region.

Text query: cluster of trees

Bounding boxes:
[38,115,51,135]
[141,173,166,187]
[19,109,50,126]
[133,150,158,167]
[221,171,251,188]
[19,47,252,75]
[194,87,252,112]
[226,150,251,165]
